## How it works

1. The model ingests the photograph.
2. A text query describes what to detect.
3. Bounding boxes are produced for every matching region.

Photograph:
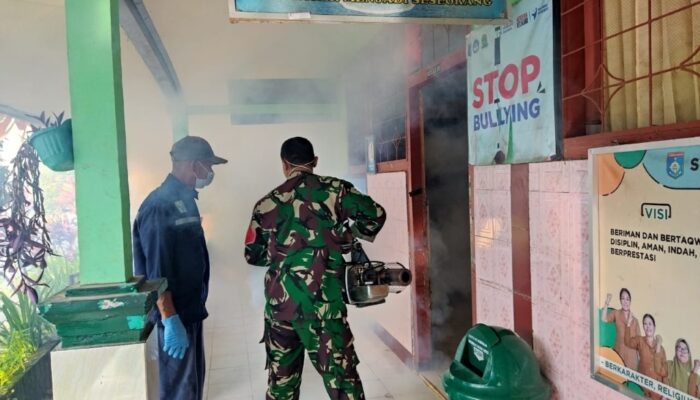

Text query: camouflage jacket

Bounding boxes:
[245,171,386,321]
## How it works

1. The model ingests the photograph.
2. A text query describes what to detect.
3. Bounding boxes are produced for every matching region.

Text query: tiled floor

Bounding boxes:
[202,265,440,400]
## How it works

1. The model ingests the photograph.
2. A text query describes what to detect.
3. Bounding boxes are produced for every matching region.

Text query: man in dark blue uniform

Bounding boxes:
[133,136,227,400]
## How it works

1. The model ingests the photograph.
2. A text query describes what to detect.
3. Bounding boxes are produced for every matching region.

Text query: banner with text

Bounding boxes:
[599,357,698,400]
[467,0,558,165]
[591,138,700,399]
[229,0,508,25]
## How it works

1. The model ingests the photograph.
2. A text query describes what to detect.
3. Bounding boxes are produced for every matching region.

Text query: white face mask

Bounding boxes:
[194,162,214,189]
[286,160,314,177]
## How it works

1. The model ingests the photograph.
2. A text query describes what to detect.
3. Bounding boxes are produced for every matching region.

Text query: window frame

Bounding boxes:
[560,0,700,159]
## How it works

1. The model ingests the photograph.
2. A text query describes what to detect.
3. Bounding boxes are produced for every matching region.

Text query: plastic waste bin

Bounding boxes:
[442,324,551,400]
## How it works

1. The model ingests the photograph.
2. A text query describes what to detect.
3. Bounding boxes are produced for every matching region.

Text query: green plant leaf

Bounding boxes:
[0,293,22,330]
[0,330,37,394]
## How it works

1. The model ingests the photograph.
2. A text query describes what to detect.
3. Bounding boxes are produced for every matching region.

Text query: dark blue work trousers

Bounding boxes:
[157,321,205,400]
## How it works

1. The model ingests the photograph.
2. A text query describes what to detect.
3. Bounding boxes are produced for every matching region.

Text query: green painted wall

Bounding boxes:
[65,0,132,285]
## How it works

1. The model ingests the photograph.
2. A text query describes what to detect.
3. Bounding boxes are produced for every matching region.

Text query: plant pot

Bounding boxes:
[0,338,59,400]
[28,119,74,172]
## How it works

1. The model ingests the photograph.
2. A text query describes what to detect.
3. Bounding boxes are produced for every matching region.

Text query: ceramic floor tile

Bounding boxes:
[380,375,437,397]
[357,363,376,380]
[211,353,249,370]
[211,324,247,335]
[213,341,248,357]
[248,358,267,373]
[252,388,268,400]
[300,387,330,399]
[207,382,253,400]
[204,267,441,400]
[362,378,391,398]
[212,334,247,347]
[213,318,247,329]
[208,367,251,386]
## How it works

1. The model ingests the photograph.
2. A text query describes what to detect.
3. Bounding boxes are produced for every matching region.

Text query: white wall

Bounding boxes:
[189,115,349,265]
[359,172,413,354]
[0,0,70,115]
[121,30,174,216]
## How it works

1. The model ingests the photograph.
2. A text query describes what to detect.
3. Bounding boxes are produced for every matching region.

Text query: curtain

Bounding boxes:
[603,0,700,131]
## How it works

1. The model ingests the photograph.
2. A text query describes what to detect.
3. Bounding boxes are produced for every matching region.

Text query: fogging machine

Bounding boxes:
[342,240,412,308]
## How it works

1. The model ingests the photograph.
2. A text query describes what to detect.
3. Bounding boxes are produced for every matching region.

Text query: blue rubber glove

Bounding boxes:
[162,315,189,359]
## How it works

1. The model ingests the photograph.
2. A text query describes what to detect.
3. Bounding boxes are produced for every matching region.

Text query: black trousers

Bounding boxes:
[157,321,205,400]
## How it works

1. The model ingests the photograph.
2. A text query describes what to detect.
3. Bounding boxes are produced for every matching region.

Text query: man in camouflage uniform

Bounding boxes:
[245,137,386,400]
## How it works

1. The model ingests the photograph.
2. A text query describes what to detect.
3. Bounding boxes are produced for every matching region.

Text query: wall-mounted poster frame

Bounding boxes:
[467,0,561,165]
[590,137,700,400]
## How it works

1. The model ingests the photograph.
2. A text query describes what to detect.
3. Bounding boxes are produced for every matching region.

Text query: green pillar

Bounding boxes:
[39,0,165,349]
[65,0,131,285]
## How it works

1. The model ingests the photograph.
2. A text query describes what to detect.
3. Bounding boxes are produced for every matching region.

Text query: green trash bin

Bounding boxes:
[442,324,551,400]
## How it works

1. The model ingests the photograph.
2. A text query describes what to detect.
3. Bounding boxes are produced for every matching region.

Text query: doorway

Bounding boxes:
[419,65,471,371]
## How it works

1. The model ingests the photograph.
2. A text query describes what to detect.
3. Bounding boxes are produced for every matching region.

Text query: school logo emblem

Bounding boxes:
[667,152,684,179]
[516,13,529,28]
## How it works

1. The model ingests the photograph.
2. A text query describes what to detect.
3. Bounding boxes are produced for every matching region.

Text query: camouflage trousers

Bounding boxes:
[262,317,365,400]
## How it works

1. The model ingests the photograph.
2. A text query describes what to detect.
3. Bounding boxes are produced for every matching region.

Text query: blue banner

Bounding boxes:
[231,0,508,23]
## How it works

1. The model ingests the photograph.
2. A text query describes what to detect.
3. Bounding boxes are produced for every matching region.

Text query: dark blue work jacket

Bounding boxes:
[133,174,210,326]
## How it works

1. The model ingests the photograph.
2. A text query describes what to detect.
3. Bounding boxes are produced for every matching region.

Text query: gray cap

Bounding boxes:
[170,136,228,164]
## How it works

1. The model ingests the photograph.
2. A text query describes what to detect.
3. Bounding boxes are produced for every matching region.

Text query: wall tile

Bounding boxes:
[539,192,566,260]
[566,194,591,266]
[540,162,567,193]
[529,162,542,193]
[474,190,494,239]
[492,165,511,191]
[529,191,542,253]
[474,165,493,190]
[566,193,592,328]
[492,240,513,291]
[475,236,494,284]
[568,160,589,194]
[532,257,571,315]
[476,281,514,330]
[533,303,571,382]
[476,160,625,400]
[490,190,512,243]
[475,237,513,292]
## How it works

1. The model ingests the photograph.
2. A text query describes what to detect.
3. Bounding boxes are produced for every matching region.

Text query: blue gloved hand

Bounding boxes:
[162,315,189,359]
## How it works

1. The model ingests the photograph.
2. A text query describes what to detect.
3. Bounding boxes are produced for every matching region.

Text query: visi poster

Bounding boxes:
[591,138,700,400]
[229,0,509,25]
[467,0,559,165]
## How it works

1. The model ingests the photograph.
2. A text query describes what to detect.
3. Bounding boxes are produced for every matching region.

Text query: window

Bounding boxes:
[561,0,700,156]
[420,25,469,70]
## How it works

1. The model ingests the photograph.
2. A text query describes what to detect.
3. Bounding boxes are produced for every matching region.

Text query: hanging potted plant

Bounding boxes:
[0,119,57,302]
[0,114,61,399]
[27,112,74,172]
